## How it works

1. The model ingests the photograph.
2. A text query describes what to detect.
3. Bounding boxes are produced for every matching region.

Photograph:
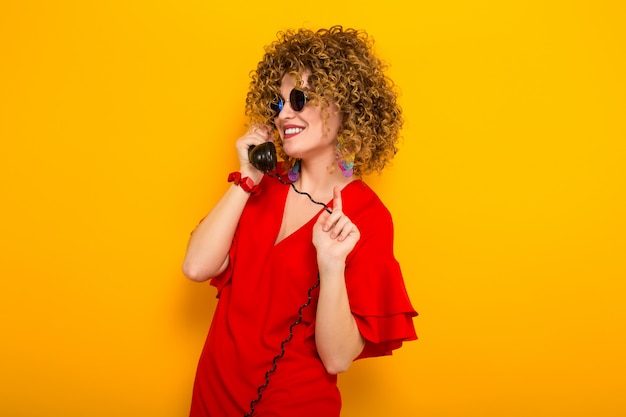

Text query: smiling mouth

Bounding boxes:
[284,127,304,138]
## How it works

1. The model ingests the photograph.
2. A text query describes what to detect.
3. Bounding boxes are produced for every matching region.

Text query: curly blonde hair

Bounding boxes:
[245,26,403,177]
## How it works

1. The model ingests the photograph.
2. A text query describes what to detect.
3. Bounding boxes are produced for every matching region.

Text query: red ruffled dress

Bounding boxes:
[189,171,417,417]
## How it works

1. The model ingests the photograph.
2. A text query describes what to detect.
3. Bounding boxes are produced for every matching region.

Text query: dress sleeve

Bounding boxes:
[345,211,418,359]
[205,171,282,298]
[208,226,238,298]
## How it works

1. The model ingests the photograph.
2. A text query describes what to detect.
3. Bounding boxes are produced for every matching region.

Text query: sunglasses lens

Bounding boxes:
[271,89,307,116]
[270,98,283,117]
[290,89,307,112]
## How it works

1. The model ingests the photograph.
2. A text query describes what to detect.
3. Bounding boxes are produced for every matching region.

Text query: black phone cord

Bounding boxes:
[267,172,332,214]
[243,274,321,417]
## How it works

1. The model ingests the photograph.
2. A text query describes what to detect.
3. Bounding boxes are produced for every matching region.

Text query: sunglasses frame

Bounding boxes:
[271,88,309,117]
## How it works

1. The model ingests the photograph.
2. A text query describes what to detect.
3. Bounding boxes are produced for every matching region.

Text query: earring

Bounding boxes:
[335,138,354,178]
[336,142,355,178]
[288,159,300,181]
[338,157,354,178]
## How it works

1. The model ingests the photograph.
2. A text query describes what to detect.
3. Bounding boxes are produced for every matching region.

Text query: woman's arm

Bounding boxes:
[315,262,365,374]
[182,185,251,281]
[312,187,365,374]
[182,125,271,282]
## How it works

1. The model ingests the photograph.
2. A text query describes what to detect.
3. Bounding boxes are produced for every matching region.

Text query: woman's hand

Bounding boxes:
[235,124,273,182]
[313,186,360,270]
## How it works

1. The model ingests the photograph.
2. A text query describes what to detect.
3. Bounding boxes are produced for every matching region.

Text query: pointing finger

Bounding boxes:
[332,186,343,212]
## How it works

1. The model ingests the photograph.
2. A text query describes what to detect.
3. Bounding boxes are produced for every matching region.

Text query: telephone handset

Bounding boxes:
[248,142,277,173]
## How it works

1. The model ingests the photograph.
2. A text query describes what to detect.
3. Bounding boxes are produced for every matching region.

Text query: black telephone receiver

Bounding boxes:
[248,142,277,173]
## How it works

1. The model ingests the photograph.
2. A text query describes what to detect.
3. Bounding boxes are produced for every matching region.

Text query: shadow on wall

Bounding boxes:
[178,276,219,334]
[339,356,386,408]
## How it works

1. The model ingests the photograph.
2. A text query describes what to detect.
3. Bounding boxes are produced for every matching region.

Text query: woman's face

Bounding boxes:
[273,72,342,162]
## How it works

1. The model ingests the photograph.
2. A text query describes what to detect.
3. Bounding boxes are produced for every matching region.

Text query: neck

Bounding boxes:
[297,157,354,199]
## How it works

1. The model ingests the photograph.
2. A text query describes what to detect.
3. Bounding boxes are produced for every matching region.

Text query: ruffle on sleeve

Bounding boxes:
[354,308,417,359]
[346,239,418,360]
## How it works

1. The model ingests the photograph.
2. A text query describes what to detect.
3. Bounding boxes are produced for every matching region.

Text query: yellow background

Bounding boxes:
[1,1,624,416]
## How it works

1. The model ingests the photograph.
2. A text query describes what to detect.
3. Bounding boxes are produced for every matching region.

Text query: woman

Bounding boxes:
[183,26,417,417]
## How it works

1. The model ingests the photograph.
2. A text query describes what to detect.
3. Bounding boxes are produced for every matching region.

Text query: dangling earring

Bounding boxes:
[338,157,354,178]
[336,142,355,178]
[288,159,300,181]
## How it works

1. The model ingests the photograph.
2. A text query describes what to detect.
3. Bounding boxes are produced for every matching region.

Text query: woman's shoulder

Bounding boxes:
[342,180,392,223]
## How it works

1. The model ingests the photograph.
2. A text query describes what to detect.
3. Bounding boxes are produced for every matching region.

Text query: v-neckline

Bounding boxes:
[271,179,359,247]
[273,186,331,247]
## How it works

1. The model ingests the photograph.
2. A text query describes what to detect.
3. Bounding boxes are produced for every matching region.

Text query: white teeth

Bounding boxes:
[285,127,303,135]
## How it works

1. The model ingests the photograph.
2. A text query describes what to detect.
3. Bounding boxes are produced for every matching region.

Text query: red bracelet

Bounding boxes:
[228,172,260,195]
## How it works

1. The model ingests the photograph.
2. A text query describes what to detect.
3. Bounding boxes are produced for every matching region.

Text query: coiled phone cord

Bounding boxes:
[244,274,321,417]
[247,143,331,214]
[243,170,331,416]
[267,172,332,214]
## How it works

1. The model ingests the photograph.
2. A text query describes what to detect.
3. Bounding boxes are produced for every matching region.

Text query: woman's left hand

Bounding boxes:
[313,186,360,268]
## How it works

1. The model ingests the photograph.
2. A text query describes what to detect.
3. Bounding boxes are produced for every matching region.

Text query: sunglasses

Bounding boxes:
[271,88,309,117]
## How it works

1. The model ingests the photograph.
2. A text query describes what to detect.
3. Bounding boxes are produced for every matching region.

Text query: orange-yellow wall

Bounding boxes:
[1,1,625,416]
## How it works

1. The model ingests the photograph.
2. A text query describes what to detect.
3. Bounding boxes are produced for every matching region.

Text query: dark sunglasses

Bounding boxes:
[271,88,309,117]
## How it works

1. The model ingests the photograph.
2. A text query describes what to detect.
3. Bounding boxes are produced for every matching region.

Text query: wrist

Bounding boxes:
[317,256,346,276]
[228,172,260,195]
[239,163,264,183]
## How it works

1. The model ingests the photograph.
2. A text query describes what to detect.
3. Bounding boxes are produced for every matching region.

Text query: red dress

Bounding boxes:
[190,171,417,417]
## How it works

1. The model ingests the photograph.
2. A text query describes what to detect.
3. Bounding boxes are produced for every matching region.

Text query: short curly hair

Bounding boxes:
[245,26,403,177]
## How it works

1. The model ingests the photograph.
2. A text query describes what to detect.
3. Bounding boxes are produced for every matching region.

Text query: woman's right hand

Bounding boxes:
[235,124,273,184]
